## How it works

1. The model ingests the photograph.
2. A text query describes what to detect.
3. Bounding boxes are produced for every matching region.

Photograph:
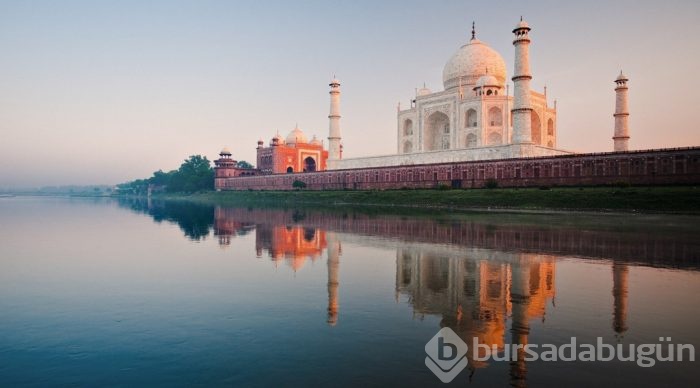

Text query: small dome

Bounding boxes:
[330,77,340,85]
[310,135,322,146]
[286,125,308,145]
[616,71,628,81]
[220,147,231,156]
[514,19,530,31]
[417,86,432,96]
[476,74,500,88]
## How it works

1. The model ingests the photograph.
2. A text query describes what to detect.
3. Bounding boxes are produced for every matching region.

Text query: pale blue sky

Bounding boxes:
[1,0,699,187]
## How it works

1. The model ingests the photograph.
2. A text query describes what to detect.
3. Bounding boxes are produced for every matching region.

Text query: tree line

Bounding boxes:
[117,155,253,195]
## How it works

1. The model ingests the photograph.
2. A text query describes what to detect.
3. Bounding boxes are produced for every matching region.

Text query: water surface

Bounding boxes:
[1,197,699,387]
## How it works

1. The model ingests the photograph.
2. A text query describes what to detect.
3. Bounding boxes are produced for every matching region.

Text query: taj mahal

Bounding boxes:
[213,19,698,190]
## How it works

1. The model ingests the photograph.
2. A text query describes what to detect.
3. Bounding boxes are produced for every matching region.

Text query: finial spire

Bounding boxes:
[520,15,523,21]
[471,21,475,40]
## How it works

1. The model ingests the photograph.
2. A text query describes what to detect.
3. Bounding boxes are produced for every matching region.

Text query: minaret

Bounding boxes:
[613,71,630,151]
[511,18,533,144]
[328,77,342,161]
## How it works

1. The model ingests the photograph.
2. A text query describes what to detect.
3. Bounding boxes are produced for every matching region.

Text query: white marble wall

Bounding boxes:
[329,143,571,170]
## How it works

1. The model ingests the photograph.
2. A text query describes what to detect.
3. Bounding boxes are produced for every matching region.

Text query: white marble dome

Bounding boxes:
[476,73,500,88]
[286,125,308,144]
[442,39,507,91]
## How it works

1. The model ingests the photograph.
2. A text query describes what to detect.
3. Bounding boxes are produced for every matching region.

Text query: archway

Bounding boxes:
[488,106,503,127]
[286,166,293,173]
[547,118,554,136]
[403,119,413,136]
[531,111,542,145]
[425,111,450,151]
[466,109,477,128]
[403,140,413,153]
[303,157,316,172]
[466,133,477,148]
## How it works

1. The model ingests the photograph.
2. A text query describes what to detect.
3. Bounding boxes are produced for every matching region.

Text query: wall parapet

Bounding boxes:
[215,147,700,191]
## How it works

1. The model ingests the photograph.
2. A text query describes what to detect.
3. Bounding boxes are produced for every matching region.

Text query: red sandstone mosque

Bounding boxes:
[214,19,699,190]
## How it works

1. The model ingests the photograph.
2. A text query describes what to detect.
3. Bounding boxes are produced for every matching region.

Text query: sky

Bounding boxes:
[1,0,699,188]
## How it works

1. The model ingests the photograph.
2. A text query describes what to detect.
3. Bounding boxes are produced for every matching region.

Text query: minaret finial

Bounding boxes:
[471,21,475,40]
[520,15,523,21]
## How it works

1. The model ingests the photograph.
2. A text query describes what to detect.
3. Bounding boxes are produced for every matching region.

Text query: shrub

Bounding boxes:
[613,180,632,188]
[437,184,451,191]
[292,180,307,189]
[484,179,498,189]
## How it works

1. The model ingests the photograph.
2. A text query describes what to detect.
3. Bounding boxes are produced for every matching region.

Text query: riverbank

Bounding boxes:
[155,186,700,214]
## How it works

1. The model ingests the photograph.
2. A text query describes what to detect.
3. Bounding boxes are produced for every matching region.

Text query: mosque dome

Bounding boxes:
[286,125,308,145]
[310,135,322,146]
[442,39,507,91]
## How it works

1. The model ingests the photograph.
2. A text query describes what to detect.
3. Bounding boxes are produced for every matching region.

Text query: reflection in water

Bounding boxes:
[395,249,556,384]
[612,262,629,338]
[118,198,218,240]
[118,200,699,386]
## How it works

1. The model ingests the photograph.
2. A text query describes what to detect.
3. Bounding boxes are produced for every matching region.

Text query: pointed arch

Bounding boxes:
[488,106,503,127]
[466,133,477,148]
[425,111,450,151]
[465,109,477,128]
[531,110,542,145]
[403,119,413,136]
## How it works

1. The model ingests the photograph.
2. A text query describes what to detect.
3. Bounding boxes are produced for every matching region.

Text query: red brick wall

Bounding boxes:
[216,147,700,191]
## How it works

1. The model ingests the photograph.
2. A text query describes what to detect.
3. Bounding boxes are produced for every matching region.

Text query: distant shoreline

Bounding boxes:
[148,186,700,215]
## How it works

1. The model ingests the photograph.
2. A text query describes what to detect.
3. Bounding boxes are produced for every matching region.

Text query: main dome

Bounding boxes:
[442,39,507,91]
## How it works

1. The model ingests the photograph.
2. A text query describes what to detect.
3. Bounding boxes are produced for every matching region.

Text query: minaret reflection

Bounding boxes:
[215,208,341,325]
[612,262,629,338]
[327,233,341,326]
[396,249,555,385]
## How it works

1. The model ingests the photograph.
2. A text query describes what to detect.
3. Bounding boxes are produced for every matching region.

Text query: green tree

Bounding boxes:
[237,160,254,169]
[150,169,176,186]
[167,155,214,193]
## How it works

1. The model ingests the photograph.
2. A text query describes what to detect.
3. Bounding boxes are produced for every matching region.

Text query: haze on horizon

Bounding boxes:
[1,0,699,188]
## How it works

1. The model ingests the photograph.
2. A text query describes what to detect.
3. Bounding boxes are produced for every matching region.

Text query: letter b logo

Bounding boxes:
[438,337,457,361]
[425,328,468,383]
